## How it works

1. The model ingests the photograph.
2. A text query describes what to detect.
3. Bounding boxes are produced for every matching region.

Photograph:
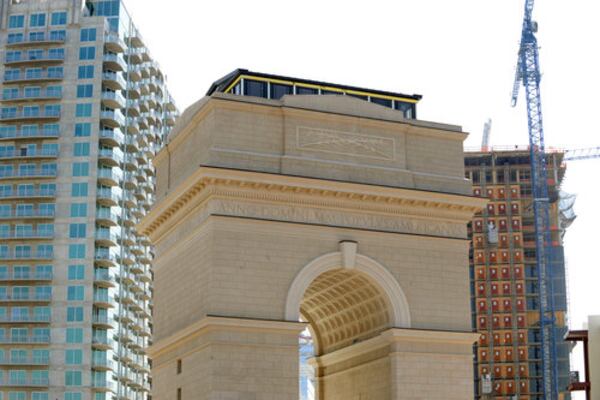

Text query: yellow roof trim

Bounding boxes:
[223,74,420,104]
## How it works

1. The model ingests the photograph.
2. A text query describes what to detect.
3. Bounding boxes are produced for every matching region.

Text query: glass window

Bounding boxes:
[75,104,92,118]
[74,123,91,137]
[45,66,62,79]
[69,224,86,239]
[29,31,45,42]
[80,28,96,42]
[65,393,82,400]
[76,84,93,98]
[50,30,66,41]
[77,66,94,79]
[67,286,84,301]
[51,11,67,26]
[48,48,65,60]
[270,83,292,100]
[7,33,24,44]
[371,97,392,108]
[30,13,46,28]
[243,80,267,98]
[66,328,83,343]
[78,46,95,60]
[9,391,26,400]
[68,244,85,259]
[69,203,87,218]
[65,349,82,365]
[65,370,82,386]
[296,86,318,95]
[71,183,88,197]
[32,392,49,400]
[4,69,19,81]
[66,307,83,322]
[67,265,85,280]
[44,104,60,116]
[72,162,89,177]
[8,15,24,29]
[5,51,21,63]
[73,143,90,157]
[394,101,414,119]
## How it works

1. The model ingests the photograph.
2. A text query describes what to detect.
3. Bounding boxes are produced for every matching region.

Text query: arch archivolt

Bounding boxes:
[285,241,411,355]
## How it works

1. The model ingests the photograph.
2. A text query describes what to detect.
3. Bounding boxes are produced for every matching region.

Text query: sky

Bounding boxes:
[123,0,599,389]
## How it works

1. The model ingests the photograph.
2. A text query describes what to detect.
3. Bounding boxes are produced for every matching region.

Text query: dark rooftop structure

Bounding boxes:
[206,69,422,119]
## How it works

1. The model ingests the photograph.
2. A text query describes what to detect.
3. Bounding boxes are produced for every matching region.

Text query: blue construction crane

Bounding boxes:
[511,0,559,399]
[563,146,600,161]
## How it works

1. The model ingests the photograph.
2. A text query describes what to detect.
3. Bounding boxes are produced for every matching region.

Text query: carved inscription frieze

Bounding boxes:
[296,126,395,160]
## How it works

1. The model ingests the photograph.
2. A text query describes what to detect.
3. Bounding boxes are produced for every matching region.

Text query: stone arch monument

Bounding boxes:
[140,93,485,399]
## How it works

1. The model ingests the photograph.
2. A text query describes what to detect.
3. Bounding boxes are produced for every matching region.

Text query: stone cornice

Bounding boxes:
[147,316,306,359]
[139,167,486,242]
[311,327,479,368]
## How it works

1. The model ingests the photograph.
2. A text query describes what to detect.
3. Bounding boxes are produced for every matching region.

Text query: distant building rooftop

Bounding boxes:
[206,68,422,119]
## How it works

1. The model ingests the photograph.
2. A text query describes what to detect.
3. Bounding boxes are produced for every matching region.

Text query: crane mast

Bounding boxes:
[511,0,559,399]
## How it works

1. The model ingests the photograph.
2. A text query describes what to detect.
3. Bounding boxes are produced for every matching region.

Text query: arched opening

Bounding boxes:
[301,268,392,356]
[288,246,411,400]
[296,267,397,400]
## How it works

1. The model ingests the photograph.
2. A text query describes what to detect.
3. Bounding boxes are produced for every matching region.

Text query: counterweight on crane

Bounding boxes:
[511,0,559,398]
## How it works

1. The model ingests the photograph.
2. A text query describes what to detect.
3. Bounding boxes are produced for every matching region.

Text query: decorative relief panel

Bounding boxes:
[296,126,395,161]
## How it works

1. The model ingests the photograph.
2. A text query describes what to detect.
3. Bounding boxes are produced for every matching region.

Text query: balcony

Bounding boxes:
[96,209,119,227]
[0,377,50,387]
[5,52,64,67]
[103,53,127,72]
[101,91,126,109]
[104,33,126,53]
[128,65,143,81]
[1,89,62,103]
[0,109,60,123]
[0,356,49,366]
[92,378,115,392]
[122,191,136,208]
[0,168,56,180]
[94,270,116,288]
[0,314,51,323]
[100,109,125,128]
[92,314,114,328]
[0,209,55,220]
[126,117,140,134]
[3,70,64,84]
[98,148,124,167]
[126,99,140,116]
[0,271,52,282]
[0,250,53,261]
[102,71,126,91]
[0,229,54,240]
[97,168,122,187]
[126,82,141,98]
[0,129,59,141]
[7,32,65,47]
[95,229,119,247]
[100,128,124,147]
[165,111,177,126]
[0,148,58,160]
[92,335,114,350]
[92,357,114,371]
[93,292,115,308]
[0,188,56,200]
[96,188,120,207]
[0,292,52,303]
[94,249,117,267]
[0,334,49,344]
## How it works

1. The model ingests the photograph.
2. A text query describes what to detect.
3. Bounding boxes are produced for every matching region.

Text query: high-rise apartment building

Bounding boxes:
[465,148,572,400]
[0,0,177,399]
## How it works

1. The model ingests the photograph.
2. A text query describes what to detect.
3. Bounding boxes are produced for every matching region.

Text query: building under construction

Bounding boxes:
[465,147,574,400]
